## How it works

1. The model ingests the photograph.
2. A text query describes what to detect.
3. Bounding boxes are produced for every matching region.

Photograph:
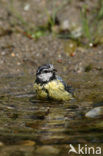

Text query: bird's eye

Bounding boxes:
[43,70,48,73]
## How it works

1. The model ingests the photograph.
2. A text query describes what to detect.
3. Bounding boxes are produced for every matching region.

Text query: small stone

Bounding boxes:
[70,52,76,57]
[98,51,102,54]
[89,43,93,47]
[19,140,36,146]
[1,51,6,55]
[57,59,62,63]
[24,4,30,11]
[71,26,82,38]
[64,40,77,56]
[61,20,70,30]
[75,62,83,73]
[11,53,15,57]
[6,106,14,110]
[0,141,4,146]
[85,107,103,118]
[17,62,21,66]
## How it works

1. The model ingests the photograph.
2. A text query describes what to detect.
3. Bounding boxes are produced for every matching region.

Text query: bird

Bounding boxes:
[34,64,73,101]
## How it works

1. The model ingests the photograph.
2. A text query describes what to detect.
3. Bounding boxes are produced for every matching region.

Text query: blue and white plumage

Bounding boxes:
[34,64,73,101]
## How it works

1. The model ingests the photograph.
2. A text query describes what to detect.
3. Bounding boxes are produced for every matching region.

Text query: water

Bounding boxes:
[0,73,103,156]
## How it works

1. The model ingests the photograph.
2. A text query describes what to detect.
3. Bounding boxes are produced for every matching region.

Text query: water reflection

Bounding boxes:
[0,74,103,155]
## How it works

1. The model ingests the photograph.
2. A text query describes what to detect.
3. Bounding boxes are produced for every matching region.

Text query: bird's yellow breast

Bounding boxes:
[34,80,72,101]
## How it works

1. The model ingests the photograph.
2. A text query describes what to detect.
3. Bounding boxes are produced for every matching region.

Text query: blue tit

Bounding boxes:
[34,64,73,101]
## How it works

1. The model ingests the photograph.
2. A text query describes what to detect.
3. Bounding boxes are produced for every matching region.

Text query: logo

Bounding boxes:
[68,144,101,155]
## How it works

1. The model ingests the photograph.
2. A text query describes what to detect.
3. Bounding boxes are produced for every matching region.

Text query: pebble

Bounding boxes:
[11,53,15,57]
[85,107,103,118]
[0,141,4,146]
[19,140,36,146]
[24,4,30,11]
[71,26,82,38]
[61,20,70,30]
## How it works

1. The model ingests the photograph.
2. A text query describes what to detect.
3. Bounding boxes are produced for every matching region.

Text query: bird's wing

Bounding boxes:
[56,75,74,95]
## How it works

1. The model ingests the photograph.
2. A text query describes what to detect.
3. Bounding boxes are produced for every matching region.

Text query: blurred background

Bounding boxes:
[0,0,103,75]
[0,0,103,156]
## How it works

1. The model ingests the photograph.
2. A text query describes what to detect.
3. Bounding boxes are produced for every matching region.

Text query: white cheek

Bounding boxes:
[38,73,52,81]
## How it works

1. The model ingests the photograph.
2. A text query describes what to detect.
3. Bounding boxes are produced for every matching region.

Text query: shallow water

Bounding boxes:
[0,73,103,156]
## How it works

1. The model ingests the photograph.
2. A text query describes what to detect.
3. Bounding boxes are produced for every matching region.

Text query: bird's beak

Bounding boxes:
[53,69,57,72]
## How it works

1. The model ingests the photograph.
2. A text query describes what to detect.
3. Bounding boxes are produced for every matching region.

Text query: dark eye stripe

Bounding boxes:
[36,64,54,75]
[43,70,49,73]
[36,66,47,75]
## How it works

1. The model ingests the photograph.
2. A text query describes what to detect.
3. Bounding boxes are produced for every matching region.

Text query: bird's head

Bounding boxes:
[36,64,57,84]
